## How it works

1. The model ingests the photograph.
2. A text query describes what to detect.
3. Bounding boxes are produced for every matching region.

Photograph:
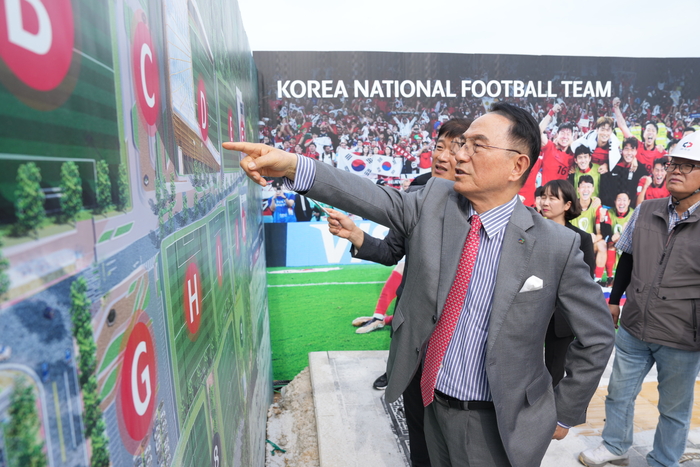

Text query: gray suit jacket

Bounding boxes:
[305,161,614,467]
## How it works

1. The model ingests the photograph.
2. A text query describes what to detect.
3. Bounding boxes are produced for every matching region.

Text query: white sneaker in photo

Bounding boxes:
[351,316,373,327]
[578,444,629,467]
[356,317,385,334]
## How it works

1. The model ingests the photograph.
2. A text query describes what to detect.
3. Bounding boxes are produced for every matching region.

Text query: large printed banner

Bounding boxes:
[255,51,699,285]
[265,220,389,267]
[0,1,269,466]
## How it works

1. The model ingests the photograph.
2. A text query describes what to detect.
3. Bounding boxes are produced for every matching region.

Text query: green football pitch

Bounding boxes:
[266,264,396,381]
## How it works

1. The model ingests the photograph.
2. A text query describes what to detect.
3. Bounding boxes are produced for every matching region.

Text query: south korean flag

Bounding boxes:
[372,156,401,176]
[338,153,372,177]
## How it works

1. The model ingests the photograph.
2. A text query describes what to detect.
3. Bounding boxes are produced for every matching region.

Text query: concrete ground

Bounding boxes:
[308,350,700,467]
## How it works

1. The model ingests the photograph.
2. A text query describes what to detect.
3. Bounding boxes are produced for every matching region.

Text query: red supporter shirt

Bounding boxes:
[635,140,666,174]
[638,179,670,201]
[419,150,432,169]
[518,155,542,207]
[591,145,609,167]
[540,140,574,185]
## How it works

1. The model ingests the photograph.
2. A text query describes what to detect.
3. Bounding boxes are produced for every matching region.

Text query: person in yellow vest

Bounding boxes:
[571,175,608,283]
[597,192,634,287]
[569,146,602,198]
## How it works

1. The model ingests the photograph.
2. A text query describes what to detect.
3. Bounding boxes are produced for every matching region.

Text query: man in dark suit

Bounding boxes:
[225,103,615,467]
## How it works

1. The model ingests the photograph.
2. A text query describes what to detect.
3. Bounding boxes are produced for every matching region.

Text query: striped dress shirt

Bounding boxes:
[288,155,518,401]
[436,196,517,401]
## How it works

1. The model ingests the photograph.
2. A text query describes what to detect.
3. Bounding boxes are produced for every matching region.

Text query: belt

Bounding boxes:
[434,390,494,411]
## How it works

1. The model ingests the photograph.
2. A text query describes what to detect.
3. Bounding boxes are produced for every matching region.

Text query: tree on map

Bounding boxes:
[60,161,83,224]
[69,277,109,463]
[182,192,189,225]
[14,162,46,237]
[95,161,112,214]
[90,419,110,467]
[170,172,176,202]
[0,234,10,297]
[82,375,100,437]
[116,164,129,211]
[4,377,47,467]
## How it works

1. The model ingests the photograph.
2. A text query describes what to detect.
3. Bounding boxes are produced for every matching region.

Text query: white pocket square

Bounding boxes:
[519,275,543,293]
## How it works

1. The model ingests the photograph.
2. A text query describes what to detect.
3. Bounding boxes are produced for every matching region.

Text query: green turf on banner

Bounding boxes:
[267,264,396,381]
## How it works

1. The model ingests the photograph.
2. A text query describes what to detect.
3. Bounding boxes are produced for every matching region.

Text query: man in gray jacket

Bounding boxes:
[227,103,614,467]
[579,131,700,467]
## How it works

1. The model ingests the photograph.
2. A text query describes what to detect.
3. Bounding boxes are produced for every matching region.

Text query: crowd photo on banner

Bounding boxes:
[257,65,700,286]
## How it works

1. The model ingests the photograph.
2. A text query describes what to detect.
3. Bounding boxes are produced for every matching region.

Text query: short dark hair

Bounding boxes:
[535,186,545,198]
[575,145,592,157]
[623,137,638,150]
[578,174,595,187]
[644,121,658,133]
[684,127,696,133]
[558,122,575,133]
[489,102,541,183]
[437,118,472,140]
[653,157,667,168]
[542,179,581,220]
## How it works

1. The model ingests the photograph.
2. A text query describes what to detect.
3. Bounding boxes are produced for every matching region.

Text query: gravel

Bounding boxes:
[266,367,320,467]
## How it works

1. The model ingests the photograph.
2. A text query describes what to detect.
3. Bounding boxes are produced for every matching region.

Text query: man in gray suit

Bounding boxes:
[225,102,615,467]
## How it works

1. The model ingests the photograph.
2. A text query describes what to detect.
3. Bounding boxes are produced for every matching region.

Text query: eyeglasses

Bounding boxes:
[663,162,700,174]
[450,138,521,157]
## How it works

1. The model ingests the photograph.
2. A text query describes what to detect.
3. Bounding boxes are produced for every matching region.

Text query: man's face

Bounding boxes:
[643,124,657,146]
[454,113,522,198]
[652,163,666,184]
[576,153,591,170]
[431,135,458,180]
[309,143,316,152]
[615,193,631,212]
[597,124,613,145]
[666,157,700,197]
[555,128,573,148]
[622,144,637,164]
[578,182,593,200]
[401,179,411,191]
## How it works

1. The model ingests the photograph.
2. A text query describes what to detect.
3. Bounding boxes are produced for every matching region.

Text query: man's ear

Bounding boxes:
[510,154,531,181]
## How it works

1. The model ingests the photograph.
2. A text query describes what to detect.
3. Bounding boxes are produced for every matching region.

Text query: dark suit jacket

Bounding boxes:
[305,161,614,467]
[551,222,597,337]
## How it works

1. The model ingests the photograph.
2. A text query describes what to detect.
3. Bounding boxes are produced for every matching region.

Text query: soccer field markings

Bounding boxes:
[268,267,342,274]
[268,281,386,287]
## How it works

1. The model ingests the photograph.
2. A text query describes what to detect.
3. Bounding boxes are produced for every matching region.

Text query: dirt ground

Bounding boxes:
[266,367,320,467]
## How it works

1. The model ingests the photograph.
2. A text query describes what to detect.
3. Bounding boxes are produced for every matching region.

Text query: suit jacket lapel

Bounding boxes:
[487,202,536,356]
[436,192,471,318]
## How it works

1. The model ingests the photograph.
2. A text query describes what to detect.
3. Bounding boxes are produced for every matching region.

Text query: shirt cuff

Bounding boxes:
[557,421,571,429]
[282,154,315,192]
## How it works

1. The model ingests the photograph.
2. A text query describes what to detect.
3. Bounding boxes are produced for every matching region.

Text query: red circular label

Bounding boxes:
[120,321,157,442]
[131,19,159,133]
[197,77,208,141]
[183,261,202,337]
[216,235,223,287]
[0,0,74,91]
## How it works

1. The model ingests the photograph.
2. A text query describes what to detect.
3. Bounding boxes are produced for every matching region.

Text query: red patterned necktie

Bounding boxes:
[420,214,482,406]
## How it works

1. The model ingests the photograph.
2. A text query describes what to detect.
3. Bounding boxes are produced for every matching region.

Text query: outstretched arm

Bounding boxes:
[539,103,563,146]
[327,209,407,266]
[612,97,633,138]
[327,208,365,249]
[223,142,298,186]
